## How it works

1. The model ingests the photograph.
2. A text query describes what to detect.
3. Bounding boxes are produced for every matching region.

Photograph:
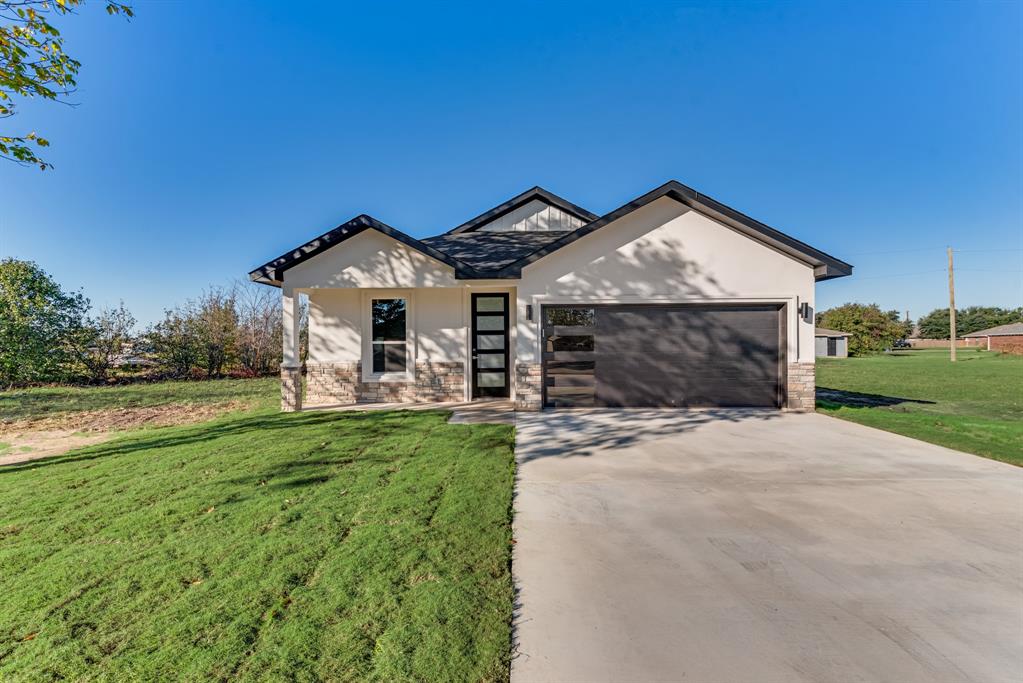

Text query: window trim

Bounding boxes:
[361,290,415,383]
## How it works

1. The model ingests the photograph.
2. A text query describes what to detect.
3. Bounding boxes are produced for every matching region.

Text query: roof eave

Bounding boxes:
[491,180,853,281]
[248,214,481,288]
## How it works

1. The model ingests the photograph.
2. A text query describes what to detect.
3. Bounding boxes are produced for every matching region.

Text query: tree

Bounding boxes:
[193,287,238,378]
[917,306,1023,339]
[74,301,135,382]
[816,303,905,356]
[236,283,282,376]
[0,258,89,387]
[884,309,914,340]
[1,0,132,169]
[149,306,200,378]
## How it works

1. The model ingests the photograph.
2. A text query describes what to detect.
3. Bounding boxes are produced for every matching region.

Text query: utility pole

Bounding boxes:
[948,247,956,362]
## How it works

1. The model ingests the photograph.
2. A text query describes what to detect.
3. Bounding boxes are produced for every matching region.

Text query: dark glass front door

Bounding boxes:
[471,293,510,398]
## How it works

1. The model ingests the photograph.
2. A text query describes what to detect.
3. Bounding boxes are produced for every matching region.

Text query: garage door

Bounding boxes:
[542,304,785,408]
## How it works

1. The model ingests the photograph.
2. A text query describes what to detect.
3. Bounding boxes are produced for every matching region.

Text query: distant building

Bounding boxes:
[962,323,1023,355]
[815,328,850,358]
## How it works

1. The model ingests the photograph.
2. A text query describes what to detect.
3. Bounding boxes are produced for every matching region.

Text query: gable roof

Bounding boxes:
[248,214,480,286]
[962,322,1023,337]
[487,180,852,280]
[445,186,598,234]
[815,327,851,337]
[250,180,853,286]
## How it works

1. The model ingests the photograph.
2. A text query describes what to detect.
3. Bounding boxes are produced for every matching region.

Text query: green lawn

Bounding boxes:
[0,402,515,680]
[0,377,279,425]
[816,348,1023,465]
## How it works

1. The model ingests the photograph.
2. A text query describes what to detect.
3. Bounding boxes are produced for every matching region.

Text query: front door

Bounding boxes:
[471,293,510,398]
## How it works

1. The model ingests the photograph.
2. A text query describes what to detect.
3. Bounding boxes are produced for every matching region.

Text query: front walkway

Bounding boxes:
[511,409,1022,682]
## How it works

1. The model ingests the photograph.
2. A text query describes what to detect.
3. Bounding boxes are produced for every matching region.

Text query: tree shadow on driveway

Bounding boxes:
[515,408,783,462]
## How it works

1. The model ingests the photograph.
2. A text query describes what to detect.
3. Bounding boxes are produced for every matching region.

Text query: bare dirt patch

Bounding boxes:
[0,401,247,466]
[0,430,112,466]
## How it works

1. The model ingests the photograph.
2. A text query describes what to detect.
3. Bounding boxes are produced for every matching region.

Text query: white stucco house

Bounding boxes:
[250,181,852,412]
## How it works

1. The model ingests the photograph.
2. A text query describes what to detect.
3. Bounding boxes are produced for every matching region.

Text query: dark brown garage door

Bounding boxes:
[542,304,785,408]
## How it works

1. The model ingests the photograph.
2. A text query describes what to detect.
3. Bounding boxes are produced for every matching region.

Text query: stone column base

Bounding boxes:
[786,362,815,412]
[514,363,542,411]
[281,366,302,412]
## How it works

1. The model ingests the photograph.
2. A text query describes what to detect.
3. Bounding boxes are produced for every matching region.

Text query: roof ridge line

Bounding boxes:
[444,186,597,235]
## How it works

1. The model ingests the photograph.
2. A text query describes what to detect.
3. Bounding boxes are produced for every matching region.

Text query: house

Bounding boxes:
[814,327,851,358]
[962,322,1023,355]
[250,180,853,412]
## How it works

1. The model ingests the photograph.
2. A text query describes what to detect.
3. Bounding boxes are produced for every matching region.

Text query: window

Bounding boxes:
[545,307,595,327]
[371,298,407,373]
[546,335,595,352]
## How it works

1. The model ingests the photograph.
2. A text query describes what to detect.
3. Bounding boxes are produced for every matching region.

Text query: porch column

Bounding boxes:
[281,286,302,412]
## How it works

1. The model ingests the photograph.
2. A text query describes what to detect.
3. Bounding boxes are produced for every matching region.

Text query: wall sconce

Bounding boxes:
[526,304,533,321]
[799,302,812,322]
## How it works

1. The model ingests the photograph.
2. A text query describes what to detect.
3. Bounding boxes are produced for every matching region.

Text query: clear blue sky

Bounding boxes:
[2,0,1020,325]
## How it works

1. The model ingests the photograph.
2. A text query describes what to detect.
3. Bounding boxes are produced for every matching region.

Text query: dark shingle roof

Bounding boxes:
[420,231,573,274]
[250,180,854,286]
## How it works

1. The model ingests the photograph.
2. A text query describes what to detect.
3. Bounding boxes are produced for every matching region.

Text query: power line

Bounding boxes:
[851,269,946,280]
[844,246,1023,256]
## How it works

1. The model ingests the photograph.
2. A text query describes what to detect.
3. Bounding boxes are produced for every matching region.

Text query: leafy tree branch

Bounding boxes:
[0,0,132,169]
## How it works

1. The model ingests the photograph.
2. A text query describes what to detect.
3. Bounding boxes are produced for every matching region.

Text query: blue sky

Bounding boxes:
[2,0,1020,325]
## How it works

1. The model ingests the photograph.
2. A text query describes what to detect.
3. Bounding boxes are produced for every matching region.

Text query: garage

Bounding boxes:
[542,304,786,408]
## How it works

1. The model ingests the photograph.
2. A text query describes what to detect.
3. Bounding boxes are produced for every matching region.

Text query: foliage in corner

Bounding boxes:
[0,257,90,387]
[0,0,132,170]
[816,303,907,356]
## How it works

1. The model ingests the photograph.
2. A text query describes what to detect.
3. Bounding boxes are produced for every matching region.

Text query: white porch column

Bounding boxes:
[281,286,302,411]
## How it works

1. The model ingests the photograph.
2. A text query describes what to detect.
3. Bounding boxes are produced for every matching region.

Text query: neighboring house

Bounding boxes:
[963,322,1023,355]
[250,180,852,412]
[814,327,850,358]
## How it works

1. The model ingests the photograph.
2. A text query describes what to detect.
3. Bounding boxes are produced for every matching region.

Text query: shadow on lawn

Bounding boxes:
[816,387,936,409]
[0,409,440,475]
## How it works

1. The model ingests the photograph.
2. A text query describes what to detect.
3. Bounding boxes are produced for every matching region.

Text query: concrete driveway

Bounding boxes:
[511,410,1022,683]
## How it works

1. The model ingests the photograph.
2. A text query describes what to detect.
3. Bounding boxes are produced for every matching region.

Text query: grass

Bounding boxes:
[0,406,516,681]
[0,377,279,424]
[816,348,1023,465]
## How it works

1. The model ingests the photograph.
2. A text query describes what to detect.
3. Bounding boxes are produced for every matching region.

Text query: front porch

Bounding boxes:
[279,285,538,412]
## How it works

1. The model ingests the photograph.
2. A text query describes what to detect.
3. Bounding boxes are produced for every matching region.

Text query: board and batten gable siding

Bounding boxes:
[477,198,586,232]
[514,196,818,364]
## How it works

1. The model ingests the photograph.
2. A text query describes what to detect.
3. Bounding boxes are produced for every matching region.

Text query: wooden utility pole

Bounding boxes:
[948,247,956,362]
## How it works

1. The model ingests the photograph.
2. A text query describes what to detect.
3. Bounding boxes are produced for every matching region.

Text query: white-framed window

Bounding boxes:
[362,291,414,382]
[371,298,407,373]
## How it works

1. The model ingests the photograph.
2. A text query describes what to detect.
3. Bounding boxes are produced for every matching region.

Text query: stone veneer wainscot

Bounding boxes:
[302,361,464,406]
[786,362,815,412]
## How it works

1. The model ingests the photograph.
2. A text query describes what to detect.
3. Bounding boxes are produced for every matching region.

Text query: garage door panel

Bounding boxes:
[596,383,779,408]
[542,304,784,408]
[591,357,777,381]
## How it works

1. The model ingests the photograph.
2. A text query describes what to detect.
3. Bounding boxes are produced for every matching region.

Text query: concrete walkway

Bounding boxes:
[512,410,1023,683]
